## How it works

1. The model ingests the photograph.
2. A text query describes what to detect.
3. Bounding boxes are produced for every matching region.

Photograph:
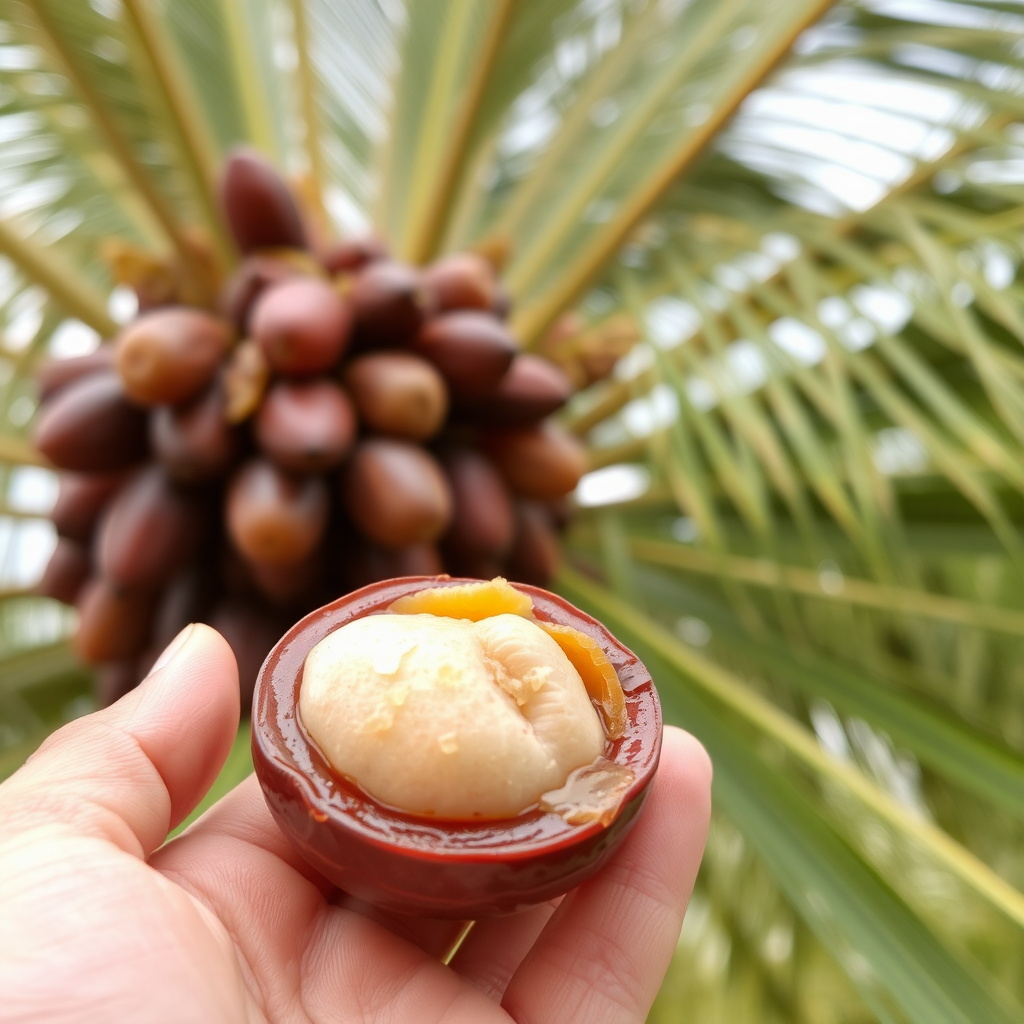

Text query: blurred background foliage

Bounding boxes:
[1,0,1024,1019]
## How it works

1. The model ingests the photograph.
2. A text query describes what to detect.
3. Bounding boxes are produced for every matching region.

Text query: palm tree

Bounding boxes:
[2,0,1024,1018]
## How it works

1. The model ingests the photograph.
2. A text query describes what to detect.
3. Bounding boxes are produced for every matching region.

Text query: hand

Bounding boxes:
[0,623,711,1023]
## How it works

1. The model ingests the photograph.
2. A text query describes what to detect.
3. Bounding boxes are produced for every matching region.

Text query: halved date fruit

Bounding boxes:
[343,439,452,549]
[251,576,662,917]
[96,467,207,593]
[412,311,516,400]
[255,379,356,473]
[33,372,149,472]
[226,459,329,566]
[116,309,231,407]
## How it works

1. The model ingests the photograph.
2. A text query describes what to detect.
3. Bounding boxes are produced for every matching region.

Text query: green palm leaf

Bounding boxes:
[3,0,1024,1018]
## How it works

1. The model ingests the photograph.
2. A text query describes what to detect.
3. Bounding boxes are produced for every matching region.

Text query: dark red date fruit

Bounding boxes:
[422,252,496,312]
[151,384,238,482]
[442,449,514,558]
[483,423,586,500]
[33,373,149,472]
[349,261,432,347]
[322,236,388,275]
[252,576,662,918]
[116,309,231,407]
[50,471,126,542]
[36,348,116,402]
[505,501,559,586]
[97,467,207,593]
[252,278,351,376]
[152,565,216,651]
[343,352,447,441]
[412,311,516,400]
[457,354,571,427]
[226,460,329,566]
[220,253,305,333]
[37,537,90,604]
[255,380,356,473]
[246,551,324,608]
[220,148,307,253]
[75,578,156,663]
[343,440,452,549]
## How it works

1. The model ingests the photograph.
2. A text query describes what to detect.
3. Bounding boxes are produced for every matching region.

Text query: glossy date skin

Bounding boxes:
[252,576,663,918]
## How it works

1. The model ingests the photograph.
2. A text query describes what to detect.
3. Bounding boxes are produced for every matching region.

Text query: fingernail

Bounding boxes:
[147,623,196,677]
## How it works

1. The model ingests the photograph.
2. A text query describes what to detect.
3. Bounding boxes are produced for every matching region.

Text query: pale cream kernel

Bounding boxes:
[300,611,606,819]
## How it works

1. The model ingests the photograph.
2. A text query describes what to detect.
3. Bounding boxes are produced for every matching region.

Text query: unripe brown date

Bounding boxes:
[50,471,127,542]
[226,459,329,566]
[422,252,496,312]
[75,578,156,663]
[412,311,516,400]
[116,309,231,407]
[343,439,452,548]
[96,467,207,593]
[441,448,514,558]
[220,148,307,253]
[252,278,351,376]
[457,354,571,427]
[37,537,91,604]
[349,261,432,346]
[483,423,586,500]
[33,373,149,472]
[255,379,356,473]
[343,352,447,440]
[151,384,238,482]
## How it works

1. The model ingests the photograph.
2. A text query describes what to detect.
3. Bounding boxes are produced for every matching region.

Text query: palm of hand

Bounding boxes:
[0,625,710,1024]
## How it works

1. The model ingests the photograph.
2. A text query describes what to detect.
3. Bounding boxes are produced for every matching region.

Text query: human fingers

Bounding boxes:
[501,726,712,1024]
[449,902,558,1001]
[0,623,239,858]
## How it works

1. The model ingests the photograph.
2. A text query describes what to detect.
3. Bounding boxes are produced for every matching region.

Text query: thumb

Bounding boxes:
[0,623,239,859]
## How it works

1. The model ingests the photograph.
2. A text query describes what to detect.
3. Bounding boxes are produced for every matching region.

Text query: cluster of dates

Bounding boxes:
[33,150,585,706]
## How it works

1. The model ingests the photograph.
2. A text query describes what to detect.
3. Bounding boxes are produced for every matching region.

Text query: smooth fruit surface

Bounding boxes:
[252,575,662,918]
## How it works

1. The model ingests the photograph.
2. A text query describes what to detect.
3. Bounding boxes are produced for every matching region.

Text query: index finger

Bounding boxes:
[500,726,712,1024]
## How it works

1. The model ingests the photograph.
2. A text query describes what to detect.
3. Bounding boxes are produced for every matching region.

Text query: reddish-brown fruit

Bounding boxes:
[343,353,447,441]
[343,541,443,591]
[457,353,571,427]
[422,253,496,312]
[116,308,232,406]
[412,311,516,400]
[50,471,126,542]
[37,537,91,604]
[343,440,452,549]
[220,148,307,253]
[483,423,586,500]
[75,578,156,663]
[252,278,351,376]
[97,467,207,593]
[247,551,324,608]
[209,599,288,710]
[226,460,329,566]
[33,372,149,472]
[442,449,514,559]
[349,261,433,346]
[255,380,356,473]
[36,348,116,402]
[152,566,216,652]
[151,383,238,482]
[505,501,559,586]
[322,236,388,275]
[219,254,305,333]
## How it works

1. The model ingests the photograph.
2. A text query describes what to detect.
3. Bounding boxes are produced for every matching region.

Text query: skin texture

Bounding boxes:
[0,623,712,1024]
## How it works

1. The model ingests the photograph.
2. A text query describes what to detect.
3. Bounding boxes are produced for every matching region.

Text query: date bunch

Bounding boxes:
[33,150,584,705]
